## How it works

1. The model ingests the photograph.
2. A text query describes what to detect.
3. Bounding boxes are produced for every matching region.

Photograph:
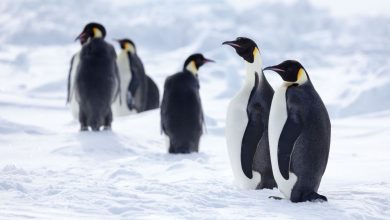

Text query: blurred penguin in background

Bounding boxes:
[74,22,120,131]
[161,53,214,154]
[112,38,159,116]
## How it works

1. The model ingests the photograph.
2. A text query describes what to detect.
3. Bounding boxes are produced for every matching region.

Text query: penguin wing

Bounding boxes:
[240,73,263,179]
[278,88,302,179]
[114,60,122,105]
[128,53,145,95]
[241,110,265,179]
[66,55,75,103]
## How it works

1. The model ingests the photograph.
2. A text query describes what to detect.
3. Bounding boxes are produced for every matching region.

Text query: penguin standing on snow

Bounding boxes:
[161,54,214,154]
[112,39,159,116]
[223,37,276,189]
[74,22,120,131]
[264,60,330,202]
[66,34,87,120]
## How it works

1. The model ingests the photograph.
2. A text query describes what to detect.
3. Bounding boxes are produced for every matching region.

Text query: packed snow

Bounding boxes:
[0,0,390,219]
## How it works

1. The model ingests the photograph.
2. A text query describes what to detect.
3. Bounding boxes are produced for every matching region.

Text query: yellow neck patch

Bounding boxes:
[186,60,198,75]
[253,47,259,59]
[92,27,103,38]
[296,68,308,85]
[124,43,136,53]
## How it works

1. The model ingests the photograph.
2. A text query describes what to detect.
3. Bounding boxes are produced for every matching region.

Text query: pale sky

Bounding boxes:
[227,0,390,17]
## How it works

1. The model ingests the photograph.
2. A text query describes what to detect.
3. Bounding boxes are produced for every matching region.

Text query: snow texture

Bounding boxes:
[0,0,390,219]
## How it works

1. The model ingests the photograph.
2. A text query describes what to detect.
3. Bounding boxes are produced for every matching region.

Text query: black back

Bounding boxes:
[281,81,331,200]
[145,75,160,110]
[161,70,203,153]
[76,38,120,131]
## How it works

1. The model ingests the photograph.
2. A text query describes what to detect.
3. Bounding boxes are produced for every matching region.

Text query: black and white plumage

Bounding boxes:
[160,54,213,154]
[264,60,331,202]
[112,39,159,116]
[223,37,276,190]
[74,22,120,131]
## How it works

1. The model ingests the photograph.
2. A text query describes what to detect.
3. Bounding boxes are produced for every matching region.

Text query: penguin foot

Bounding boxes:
[269,196,283,200]
[169,147,191,154]
[304,192,327,203]
[292,191,327,203]
[80,126,88,132]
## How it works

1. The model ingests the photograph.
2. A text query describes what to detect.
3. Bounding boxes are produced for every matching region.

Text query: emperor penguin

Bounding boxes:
[160,54,214,154]
[74,22,120,131]
[66,35,87,119]
[223,37,276,190]
[264,60,331,202]
[113,39,159,116]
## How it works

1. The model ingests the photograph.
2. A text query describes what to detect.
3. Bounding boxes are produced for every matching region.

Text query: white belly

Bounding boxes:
[226,87,261,189]
[268,84,298,199]
[69,52,80,120]
[112,51,135,116]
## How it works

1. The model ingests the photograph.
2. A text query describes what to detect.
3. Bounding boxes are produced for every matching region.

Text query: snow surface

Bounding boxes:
[1,0,390,219]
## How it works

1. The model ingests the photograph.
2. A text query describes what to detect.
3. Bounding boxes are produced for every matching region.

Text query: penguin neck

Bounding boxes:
[92,28,103,38]
[124,44,136,54]
[185,61,198,76]
[283,68,309,87]
[296,68,309,85]
[244,49,262,86]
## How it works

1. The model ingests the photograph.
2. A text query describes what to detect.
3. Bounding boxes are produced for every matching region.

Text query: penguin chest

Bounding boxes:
[226,88,261,189]
[117,52,132,96]
[268,85,298,199]
[113,52,134,116]
[69,52,80,119]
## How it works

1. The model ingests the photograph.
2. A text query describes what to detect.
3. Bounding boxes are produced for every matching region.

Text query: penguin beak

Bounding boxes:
[263,66,286,74]
[203,58,215,64]
[222,40,241,48]
[75,32,86,42]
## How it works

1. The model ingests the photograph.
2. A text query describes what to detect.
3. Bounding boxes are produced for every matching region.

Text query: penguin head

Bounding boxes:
[264,60,308,84]
[75,22,106,42]
[115,39,136,53]
[222,37,259,63]
[183,53,215,75]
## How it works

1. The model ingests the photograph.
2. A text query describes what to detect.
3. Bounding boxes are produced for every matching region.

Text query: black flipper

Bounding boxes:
[241,73,263,179]
[278,92,302,180]
[114,61,122,105]
[66,55,75,104]
[128,52,148,111]
[241,118,264,178]
[128,52,145,96]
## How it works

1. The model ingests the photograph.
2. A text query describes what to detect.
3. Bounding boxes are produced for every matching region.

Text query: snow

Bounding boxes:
[1,0,390,219]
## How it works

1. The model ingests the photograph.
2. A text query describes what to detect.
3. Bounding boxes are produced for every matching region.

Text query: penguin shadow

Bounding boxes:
[53,130,135,160]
